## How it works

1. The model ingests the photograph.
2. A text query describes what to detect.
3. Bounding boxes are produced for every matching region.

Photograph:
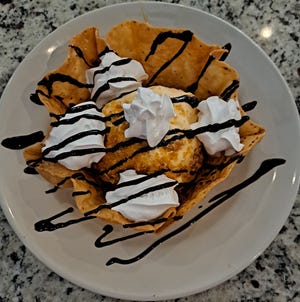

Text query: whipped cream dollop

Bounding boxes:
[42,101,106,170]
[191,96,244,156]
[105,170,179,221]
[123,87,175,147]
[86,51,148,107]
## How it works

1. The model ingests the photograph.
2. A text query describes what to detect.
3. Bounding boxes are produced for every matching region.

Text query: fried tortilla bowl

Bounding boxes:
[24,21,265,233]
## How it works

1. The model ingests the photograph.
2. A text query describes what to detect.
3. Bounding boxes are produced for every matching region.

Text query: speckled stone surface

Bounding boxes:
[0,0,299,301]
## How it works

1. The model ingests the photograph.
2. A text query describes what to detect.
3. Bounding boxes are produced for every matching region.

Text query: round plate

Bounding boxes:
[0,2,299,301]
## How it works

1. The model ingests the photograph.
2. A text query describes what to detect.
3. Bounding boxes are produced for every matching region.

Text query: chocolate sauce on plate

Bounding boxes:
[106,158,286,266]
[30,92,44,105]
[1,131,45,150]
[24,166,39,175]
[242,101,257,112]
[95,225,153,248]
[34,207,95,232]
[33,158,286,266]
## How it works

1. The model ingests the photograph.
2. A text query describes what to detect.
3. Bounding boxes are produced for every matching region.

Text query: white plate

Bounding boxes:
[0,2,299,301]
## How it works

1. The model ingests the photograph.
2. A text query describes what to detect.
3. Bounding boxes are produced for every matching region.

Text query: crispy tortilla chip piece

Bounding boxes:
[34,27,108,115]
[106,20,239,100]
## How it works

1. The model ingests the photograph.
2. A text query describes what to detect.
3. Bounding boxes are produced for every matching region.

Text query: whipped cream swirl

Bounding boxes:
[86,51,148,107]
[123,87,175,147]
[105,170,179,221]
[42,101,106,170]
[191,96,244,156]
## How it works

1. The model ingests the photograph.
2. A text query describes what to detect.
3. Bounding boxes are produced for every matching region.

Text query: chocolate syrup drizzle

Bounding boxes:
[171,95,200,108]
[97,46,113,59]
[241,100,257,112]
[92,58,132,81]
[69,45,94,67]
[30,91,44,106]
[38,74,93,98]
[105,158,286,266]
[24,166,39,175]
[208,158,286,204]
[145,30,193,85]
[45,172,101,194]
[58,102,123,122]
[95,225,153,248]
[91,77,137,103]
[72,190,90,197]
[220,80,240,101]
[187,55,215,93]
[50,114,106,127]
[219,43,232,61]
[1,131,45,150]
[34,207,95,232]
[23,163,40,175]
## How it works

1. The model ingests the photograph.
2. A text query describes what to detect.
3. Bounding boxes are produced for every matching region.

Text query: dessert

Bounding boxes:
[21,20,265,234]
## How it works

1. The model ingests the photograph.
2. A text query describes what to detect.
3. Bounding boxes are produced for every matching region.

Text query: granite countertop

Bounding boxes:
[0,0,299,301]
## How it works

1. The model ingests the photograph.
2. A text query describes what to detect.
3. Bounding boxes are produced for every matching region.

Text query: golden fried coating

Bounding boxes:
[96,86,202,185]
